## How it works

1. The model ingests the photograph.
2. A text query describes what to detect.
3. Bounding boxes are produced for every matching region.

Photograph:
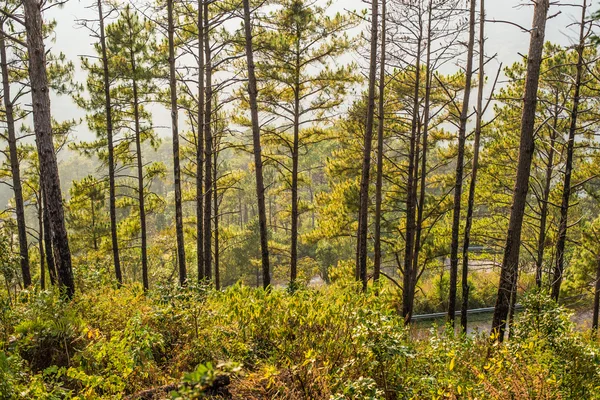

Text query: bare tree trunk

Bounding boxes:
[37,197,45,289]
[203,0,213,281]
[197,0,205,281]
[460,0,484,333]
[535,100,558,288]
[491,0,550,342]
[410,0,434,321]
[356,0,379,293]
[403,19,422,321]
[290,42,301,286]
[97,0,122,285]
[213,148,220,290]
[448,0,476,327]
[131,54,149,290]
[42,187,56,285]
[552,0,587,302]
[23,0,74,298]
[593,254,600,332]
[168,0,187,285]
[242,0,270,288]
[0,25,31,287]
[373,0,386,284]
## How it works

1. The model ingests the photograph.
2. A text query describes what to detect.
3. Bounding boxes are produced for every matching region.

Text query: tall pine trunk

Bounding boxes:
[203,0,213,281]
[551,0,587,301]
[410,1,434,320]
[356,0,379,292]
[491,0,550,342]
[373,0,386,284]
[131,55,149,290]
[23,0,74,297]
[242,0,270,288]
[97,0,122,285]
[448,0,476,326]
[0,24,31,287]
[213,147,220,289]
[42,187,56,285]
[290,39,301,286]
[535,100,558,288]
[196,0,205,281]
[37,197,45,289]
[460,0,485,332]
[403,20,422,321]
[168,0,187,285]
[593,254,600,332]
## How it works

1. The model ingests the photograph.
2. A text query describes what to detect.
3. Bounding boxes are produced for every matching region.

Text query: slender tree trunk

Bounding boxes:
[356,0,379,293]
[0,25,31,287]
[91,197,98,251]
[23,0,74,298]
[213,147,219,290]
[410,1,434,320]
[196,0,205,281]
[403,23,422,321]
[491,0,550,342]
[203,1,213,281]
[290,38,301,286]
[168,0,187,285]
[373,0,386,284]
[97,0,122,285]
[42,187,56,285]
[37,198,45,289]
[448,0,476,327]
[131,57,149,291]
[551,0,587,302]
[460,0,484,332]
[507,268,518,338]
[535,100,558,288]
[242,0,270,288]
[592,254,600,332]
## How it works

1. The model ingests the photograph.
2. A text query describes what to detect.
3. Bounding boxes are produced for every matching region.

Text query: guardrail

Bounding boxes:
[411,305,523,321]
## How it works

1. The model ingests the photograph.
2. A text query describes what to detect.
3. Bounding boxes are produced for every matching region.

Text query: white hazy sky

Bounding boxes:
[44,0,590,140]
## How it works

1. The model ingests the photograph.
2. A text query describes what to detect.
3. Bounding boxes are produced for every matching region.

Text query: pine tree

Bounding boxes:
[106,5,163,290]
[248,0,359,286]
[23,0,74,297]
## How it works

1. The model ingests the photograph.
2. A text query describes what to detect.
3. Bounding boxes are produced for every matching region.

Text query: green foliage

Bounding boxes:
[0,285,599,399]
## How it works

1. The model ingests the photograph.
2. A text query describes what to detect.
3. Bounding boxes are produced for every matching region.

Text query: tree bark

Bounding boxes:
[460,0,484,333]
[410,0,434,322]
[213,147,219,290]
[373,0,386,284]
[196,0,205,281]
[97,0,122,285]
[290,32,301,286]
[0,24,31,287]
[593,254,600,332]
[448,0,476,327]
[491,0,549,342]
[402,15,422,321]
[551,0,587,302]
[242,0,270,288]
[42,186,56,285]
[535,98,558,288]
[23,0,74,298]
[203,0,213,281]
[356,0,379,293]
[131,51,149,291]
[37,197,45,289]
[168,0,187,286]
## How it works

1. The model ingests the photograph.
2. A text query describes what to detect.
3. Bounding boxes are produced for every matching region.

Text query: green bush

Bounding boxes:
[0,284,599,399]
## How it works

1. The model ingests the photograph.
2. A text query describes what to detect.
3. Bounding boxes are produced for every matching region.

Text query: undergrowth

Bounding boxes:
[0,283,599,399]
